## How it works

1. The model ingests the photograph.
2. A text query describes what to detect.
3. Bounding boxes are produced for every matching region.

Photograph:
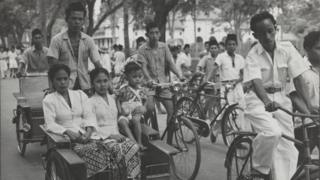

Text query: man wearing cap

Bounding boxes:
[17,29,49,77]
[243,12,309,180]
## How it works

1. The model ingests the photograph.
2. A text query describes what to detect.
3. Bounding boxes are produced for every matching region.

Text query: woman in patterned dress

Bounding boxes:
[43,64,138,179]
[89,67,141,179]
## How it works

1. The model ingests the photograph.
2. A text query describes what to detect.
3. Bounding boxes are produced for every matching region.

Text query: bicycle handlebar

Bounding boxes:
[278,107,320,119]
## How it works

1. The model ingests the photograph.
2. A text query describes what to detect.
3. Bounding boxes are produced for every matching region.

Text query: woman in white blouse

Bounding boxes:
[43,64,127,179]
[89,67,140,179]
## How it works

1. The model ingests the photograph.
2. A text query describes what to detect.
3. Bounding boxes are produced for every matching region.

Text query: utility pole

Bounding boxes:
[39,0,47,45]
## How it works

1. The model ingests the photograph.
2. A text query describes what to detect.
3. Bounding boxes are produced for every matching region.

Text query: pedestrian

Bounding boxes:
[0,47,8,79]
[176,44,192,79]
[47,2,102,94]
[197,39,220,82]
[17,29,49,77]
[243,11,309,180]
[8,46,18,78]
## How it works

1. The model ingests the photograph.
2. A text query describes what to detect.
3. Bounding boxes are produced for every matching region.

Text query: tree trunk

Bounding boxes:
[40,0,47,46]
[123,0,130,57]
[0,35,7,48]
[170,10,176,39]
[47,0,64,44]
[86,0,96,36]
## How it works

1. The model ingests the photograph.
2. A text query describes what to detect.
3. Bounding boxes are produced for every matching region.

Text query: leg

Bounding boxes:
[245,92,282,175]
[118,117,137,144]
[131,113,145,150]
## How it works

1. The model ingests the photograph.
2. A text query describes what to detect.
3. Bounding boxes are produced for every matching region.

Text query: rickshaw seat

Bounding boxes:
[149,140,179,156]
[40,125,71,149]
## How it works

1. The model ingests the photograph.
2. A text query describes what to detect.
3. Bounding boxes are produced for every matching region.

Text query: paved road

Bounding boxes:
[0,79,227,180]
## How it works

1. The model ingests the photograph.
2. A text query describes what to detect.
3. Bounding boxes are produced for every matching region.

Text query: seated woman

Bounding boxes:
[89,67,141,179]
[42,64,134,179]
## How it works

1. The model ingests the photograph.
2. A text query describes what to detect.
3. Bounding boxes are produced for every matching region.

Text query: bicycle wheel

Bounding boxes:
[226,137,253,180]
[221,106,244,146]
[170,116,201,180]
[176,97,204,143]
[294,163,320,180]
[16,108,27,156]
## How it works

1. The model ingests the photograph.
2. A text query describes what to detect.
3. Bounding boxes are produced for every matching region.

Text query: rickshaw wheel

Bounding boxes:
[16,109,27,156]
[45,150,74,180]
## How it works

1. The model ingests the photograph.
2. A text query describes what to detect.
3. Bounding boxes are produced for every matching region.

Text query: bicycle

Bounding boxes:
[225,107,320,180]
[145,81,201,180]
[176,80,244,146]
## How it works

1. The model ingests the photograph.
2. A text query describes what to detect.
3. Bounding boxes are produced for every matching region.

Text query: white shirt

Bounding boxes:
[43,90,97,135]
[300,67,319,113]
[244,42,309,91]
[176,52,191,76]
[89,93,119,139]
[100,53,112,73]
[215,51,245,81]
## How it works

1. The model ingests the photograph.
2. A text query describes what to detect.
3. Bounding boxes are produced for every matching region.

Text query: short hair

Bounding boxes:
[219,42,225,46]
[124,61,142,75]
[209,39,219,47]
[204,41,209,45]
[118,44,123,51]
[112,44,118,50]
[209,36,217,42]
[136,36,146,45]
[250,11,276,32]
[32,28,42,37]
[303,31,320,50]
[65,2,86,20]
[89,67,110,84]
[48,64,71,81]
[145,22,159,33]
[183,44,190,49]
[225,34,237,44]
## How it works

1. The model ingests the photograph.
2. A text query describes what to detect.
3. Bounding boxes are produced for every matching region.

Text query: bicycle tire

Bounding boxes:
[226,137,253,180]
[16,109,27,156]
[221,106,244,146]
[176,97,204,143]
[170,116,201,180]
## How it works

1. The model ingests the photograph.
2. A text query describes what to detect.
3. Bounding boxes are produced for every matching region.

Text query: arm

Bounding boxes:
[205,63,219,82]
[43,97,67,135]
[289,91,310,114]
[88,39,102,68]
[138,52,153,81]
[47,37,60,67]
[165,45,182,79]
[251,78,272,105]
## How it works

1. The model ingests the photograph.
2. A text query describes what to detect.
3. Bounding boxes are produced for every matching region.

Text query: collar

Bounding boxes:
[144,41,165,50]
[62,29,87,40]
[256,42,281,55]
[31,46,44,52]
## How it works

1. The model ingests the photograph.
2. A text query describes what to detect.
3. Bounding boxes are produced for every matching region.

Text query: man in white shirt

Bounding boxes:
[297,31,320,114]
[176,44,192,79]
[243,12,309,179]
[206,34,245,108]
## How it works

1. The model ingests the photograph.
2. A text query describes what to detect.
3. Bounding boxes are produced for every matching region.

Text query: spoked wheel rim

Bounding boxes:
[16,110,26,155]
[176,98,203,143]
[223,107,244,146]
[172,117,201,180]
[227,138,252,180]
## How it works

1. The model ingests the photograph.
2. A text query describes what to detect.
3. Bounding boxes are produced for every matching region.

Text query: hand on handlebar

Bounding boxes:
[264,101,281,112]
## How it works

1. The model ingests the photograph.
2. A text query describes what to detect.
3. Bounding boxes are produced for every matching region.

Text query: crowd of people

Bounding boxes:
[3,1,319,180]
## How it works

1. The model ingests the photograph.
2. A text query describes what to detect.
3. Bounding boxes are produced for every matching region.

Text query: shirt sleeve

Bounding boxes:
[286,43,309,78]
[238,55,245,69]
[43,96,66,135]
[79,91,98,130]
[88,38,100,64]
[243,54,262,82]
[215,54,222,66]
[165,45,174,65]
[20,50,28,64]
[47,37,60,60]
[197,57,206,68]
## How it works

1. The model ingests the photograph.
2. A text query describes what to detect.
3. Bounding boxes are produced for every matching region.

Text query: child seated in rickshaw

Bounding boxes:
[43,64,140,179]
[116,61,149,150]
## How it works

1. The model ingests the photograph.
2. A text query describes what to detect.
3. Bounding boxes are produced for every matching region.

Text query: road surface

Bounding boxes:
[0,78,227,180]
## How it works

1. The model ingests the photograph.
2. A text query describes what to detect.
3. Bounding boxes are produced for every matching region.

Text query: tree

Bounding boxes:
[123,0,130,57]
[86,0,124,36]
[213,0,276,48]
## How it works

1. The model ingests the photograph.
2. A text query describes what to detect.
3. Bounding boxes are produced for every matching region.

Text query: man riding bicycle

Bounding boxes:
[243,12,310,180]
[138,22,184,125]
[17,29,49,77]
